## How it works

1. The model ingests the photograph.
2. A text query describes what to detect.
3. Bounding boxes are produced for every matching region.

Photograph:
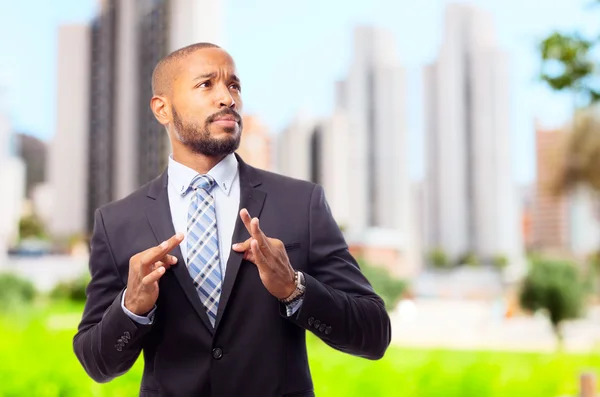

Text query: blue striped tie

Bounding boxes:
[186,174,222,327]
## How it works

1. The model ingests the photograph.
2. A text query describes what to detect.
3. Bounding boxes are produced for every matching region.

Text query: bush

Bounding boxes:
[427,248,450,269]
[50,273,90,303]
[358,260,407,310]
[519,259,586,347]
[0,272,36,310]
[457,251,480,267]
[19,214,48,240]
[492,254,508,270]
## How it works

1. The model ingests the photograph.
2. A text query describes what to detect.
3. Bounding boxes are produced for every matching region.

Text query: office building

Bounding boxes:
[424,4,523,267]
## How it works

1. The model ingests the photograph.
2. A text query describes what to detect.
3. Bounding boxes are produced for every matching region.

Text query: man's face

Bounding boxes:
[169,48,244,156]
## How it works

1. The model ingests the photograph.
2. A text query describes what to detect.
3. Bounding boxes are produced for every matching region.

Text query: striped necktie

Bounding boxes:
[186,174,222,327]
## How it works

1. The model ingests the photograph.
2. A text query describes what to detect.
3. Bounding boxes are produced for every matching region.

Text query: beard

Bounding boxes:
[172,106,242,157]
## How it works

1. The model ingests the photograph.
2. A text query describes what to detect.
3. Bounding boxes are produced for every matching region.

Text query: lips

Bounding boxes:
[214,116,238,123]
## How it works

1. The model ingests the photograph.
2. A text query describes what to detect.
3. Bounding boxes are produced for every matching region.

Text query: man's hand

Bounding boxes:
[124,232,184,315]
[232,209,296,300]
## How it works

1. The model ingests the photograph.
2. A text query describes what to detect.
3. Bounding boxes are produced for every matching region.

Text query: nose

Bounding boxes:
[215,83,236,110]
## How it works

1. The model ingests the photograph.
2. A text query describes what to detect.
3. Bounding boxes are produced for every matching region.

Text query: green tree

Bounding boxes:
[50,273,90,303]
[358,259,408,310]
[0,272,36,311]
[456,251,480,267]
[427,248,450,270]
[519,259,586,349]
[18,214,48,240]
[492,254,509,270]
[537,6,600,195]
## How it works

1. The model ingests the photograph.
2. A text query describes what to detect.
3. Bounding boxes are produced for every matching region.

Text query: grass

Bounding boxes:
[0,301,599,397]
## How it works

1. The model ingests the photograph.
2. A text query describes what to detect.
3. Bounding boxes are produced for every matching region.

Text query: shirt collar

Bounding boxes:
[168,153,238,197]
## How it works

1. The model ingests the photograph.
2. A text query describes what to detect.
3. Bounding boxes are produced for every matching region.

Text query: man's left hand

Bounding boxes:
[232,208,296,300]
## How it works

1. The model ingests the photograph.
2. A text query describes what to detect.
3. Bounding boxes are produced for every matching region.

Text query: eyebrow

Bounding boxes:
[193,72,240,83]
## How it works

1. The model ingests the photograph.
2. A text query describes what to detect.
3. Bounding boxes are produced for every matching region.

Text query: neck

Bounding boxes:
[172,145,227,175]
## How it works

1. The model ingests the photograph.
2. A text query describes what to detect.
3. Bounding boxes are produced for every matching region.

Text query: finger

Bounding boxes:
[250,239,268,267]
[140,232,184,268]
[239,208,253,235]
[243,250,256,262]
[251,217,270,251]
[153,259,176,271]
[161,254,178,265]
[232,237,252,252]
[142,265,167,285]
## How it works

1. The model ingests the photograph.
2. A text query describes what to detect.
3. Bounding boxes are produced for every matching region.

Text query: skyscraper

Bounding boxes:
[424,4,522,266]
[49,24,90,239]
[276,26,416,275]
[0,106,25,263]
[337,25,409,236]
[276,112,318,182]
[83,0,222,234]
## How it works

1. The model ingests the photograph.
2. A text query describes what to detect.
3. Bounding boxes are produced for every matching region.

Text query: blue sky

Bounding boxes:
[0,0,598,183]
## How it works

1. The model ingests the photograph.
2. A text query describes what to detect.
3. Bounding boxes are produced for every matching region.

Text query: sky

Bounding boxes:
[0,0,598,183]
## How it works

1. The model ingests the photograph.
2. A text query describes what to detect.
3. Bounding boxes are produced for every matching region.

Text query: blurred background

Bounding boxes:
[1,0,600,396]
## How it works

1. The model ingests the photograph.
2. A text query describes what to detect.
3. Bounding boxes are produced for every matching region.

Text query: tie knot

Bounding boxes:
[189,174,216,193]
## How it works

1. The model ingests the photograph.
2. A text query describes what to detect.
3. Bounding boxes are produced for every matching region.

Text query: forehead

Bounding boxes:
[176,48,238,80]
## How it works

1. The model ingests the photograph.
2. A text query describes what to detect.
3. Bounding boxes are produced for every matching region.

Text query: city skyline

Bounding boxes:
[1,0,598,185]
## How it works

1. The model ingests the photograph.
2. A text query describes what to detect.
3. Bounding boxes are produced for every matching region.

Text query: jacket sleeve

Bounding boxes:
[73,208,153,382]
[281,184,392,359]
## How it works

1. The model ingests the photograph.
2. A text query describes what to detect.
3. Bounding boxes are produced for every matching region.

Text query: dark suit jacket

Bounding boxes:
[73,154,391,397]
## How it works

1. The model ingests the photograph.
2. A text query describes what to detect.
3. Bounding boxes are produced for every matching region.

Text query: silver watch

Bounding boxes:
[280,271,305,303]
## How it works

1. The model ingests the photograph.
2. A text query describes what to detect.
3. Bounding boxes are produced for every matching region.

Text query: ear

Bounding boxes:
[150,95,170,125]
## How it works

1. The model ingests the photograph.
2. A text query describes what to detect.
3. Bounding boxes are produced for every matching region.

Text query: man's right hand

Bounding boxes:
[124,232,184,316]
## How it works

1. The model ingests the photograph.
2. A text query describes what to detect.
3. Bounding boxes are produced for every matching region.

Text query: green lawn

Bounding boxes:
[0,302,598,397]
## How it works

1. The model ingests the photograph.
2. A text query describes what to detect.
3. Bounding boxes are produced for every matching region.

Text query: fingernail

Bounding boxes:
[172,256,178,263]
[160,241,168,249]
[232,243,239,249]
[176,232,184,239]
[158,266,165,273]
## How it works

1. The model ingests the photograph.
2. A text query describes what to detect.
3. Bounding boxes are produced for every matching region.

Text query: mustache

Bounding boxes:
[206,108,242,124]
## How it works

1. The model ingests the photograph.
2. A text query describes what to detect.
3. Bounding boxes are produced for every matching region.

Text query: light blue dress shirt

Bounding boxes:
[122,153,302,324]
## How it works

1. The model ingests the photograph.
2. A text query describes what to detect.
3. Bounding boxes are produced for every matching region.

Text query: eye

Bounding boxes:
[196,81,211,89]
[229,83,241,92]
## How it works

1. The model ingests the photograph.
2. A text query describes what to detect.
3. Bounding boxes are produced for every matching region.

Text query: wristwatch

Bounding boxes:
[280,271,306,304]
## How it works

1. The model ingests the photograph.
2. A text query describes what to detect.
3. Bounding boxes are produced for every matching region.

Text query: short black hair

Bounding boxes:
[151,42,221,96]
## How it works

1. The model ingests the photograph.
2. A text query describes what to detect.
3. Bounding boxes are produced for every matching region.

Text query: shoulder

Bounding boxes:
[255,168,317,192]
[244,165,325,205]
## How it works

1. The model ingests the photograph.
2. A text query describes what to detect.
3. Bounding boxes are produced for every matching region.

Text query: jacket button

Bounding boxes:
[325,326,332,335]
[124,331,131,339]
[308,317,314,326]
[313,320,321,328]
[319,324,326,332]
[212,348,223,360]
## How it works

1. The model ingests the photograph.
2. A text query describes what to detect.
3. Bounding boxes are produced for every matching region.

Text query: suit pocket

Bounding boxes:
[284,242,301,252]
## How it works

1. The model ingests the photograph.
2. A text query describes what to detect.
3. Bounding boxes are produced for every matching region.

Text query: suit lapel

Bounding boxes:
[145,171,215,334]
[214,154,266,330]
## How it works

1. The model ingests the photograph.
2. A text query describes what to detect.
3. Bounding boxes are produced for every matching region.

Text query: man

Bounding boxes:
[73,42,391,397]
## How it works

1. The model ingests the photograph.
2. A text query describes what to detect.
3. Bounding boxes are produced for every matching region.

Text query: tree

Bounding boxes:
[358,259,408,310]
[18,214,48,240]
[538,7,600,195]
[519,259,586,348]
[457,251,480,267]
[492,254,508,270]
[426,248,451,270]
